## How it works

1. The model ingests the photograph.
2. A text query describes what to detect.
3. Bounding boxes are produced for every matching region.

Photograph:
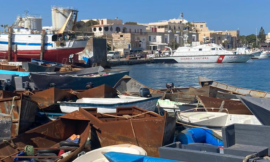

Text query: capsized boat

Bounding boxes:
[59,97,159,113]
[239,96,270,125]
[0,110,91,162]
[73,144,147,162]
[154,43,253,63]
[197,95,252,115]
[30,70,129,90]
[81,106,176,157]
[198,76,270,98]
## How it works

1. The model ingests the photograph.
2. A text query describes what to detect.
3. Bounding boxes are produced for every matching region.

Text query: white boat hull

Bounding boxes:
[73,144,147,162]
[154,55,252,63]
[59,97,159,113]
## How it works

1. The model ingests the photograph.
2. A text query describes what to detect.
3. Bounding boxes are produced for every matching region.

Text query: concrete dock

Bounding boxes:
[108,58,154,66]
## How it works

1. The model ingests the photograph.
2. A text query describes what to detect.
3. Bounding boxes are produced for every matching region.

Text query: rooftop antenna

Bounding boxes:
[24,10,29,16]
[178,12,184,19]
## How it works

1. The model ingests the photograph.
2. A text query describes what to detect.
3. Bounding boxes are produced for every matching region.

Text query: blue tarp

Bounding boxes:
[0,70,29,76]
[104,152,181,162]
[176,128,223,147]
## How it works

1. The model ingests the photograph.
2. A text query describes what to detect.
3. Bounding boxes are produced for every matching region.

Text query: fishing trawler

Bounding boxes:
[0,7,88,63]
[154,43,253,63]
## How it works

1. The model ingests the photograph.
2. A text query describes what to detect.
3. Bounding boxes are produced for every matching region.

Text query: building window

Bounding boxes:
[99,27,102,31]
[200,25,203,28]
[116,27,120,33]
[199,48,202,51]
[123,27,127,33]
[110,26,113,31]
[93,27,96,31]
[120,35,123,37]
[149,36,151,41]
[211,48,215,50]
[104,27,109,31]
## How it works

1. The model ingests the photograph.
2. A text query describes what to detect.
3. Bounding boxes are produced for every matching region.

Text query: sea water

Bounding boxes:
[113,59,270,92]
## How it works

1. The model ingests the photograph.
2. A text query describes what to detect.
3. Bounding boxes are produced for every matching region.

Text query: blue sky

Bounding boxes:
[0,0,268,35]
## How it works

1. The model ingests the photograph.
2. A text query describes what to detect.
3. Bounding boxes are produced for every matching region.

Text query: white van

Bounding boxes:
[107,51,120,59]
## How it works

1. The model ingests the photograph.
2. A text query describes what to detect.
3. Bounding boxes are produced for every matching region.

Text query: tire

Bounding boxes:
[36,153,57,156]
[59,141,79,147]
[38,149,59,154]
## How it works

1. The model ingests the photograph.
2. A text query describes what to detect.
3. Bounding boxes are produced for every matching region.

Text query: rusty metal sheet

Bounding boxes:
[0,110,91,162]
[18,98,38,134]
[0,97,21,137]
[30,87,77,109]
[80,106,176,157]
[0,113,12,141]
[197,95,252,115]
[76,84,117,99]
[0,91,19,99]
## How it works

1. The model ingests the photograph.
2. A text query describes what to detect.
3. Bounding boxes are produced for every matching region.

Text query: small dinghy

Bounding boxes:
[73,144,146,162]
[176,109,260,136]
[59,97,159,113]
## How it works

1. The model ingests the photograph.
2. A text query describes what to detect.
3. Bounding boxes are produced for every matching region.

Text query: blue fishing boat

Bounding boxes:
[30,70,129,90]
[104,152,180,162]
[0,70,29,77]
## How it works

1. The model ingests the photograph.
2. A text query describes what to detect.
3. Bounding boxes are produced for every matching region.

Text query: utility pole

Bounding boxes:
[256,28,258,47]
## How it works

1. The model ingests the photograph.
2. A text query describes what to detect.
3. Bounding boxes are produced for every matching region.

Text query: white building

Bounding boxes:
[142,18,188,33]
[92,24,147,37]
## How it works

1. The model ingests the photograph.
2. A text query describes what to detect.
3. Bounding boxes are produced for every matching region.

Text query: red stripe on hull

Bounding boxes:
[0,48,84,63]
[216,55,225,63]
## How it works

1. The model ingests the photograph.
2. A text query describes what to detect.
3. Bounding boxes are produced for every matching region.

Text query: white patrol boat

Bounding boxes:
[154,43,253,63]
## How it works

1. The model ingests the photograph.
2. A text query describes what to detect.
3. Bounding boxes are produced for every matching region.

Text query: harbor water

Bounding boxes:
[113,59,270,92]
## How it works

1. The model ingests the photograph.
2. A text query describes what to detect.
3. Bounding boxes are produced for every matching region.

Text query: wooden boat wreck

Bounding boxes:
[0,90,19,99]
[0,113,12,141]
[29,70,129,90]
[0,110,90,162]
[197,95,252,115]
[198,76,270,98]
[239,96,270,125]
[30,87,77,110]
[0,96,38,137]
[114,75,209,103]
[82,106,176,157]
[75,84,117,99]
